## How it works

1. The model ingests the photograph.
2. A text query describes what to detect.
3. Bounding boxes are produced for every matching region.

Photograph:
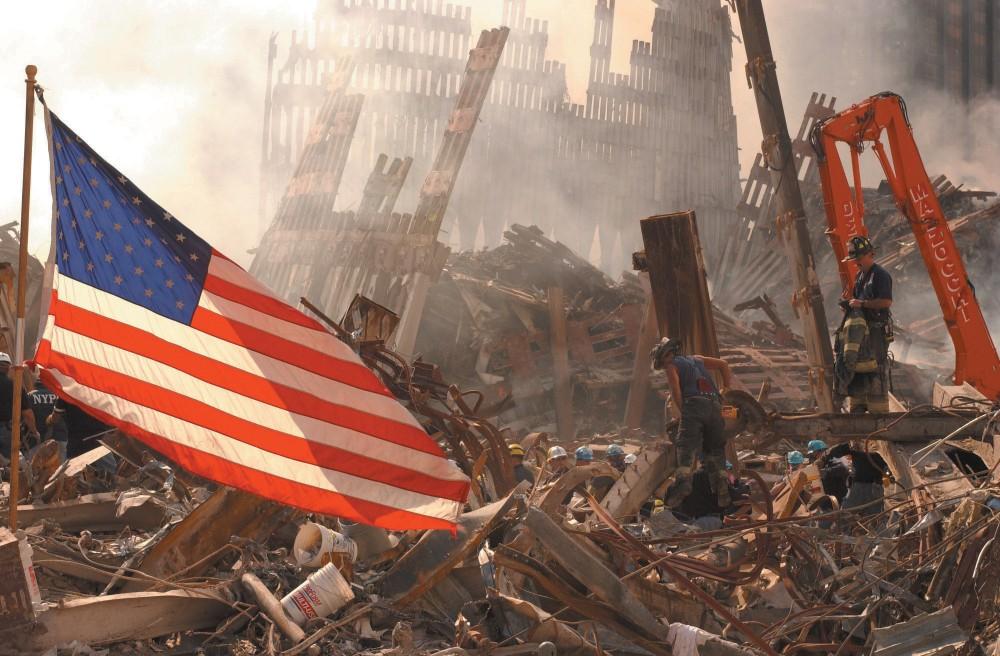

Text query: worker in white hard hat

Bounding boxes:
[546,445,570,475]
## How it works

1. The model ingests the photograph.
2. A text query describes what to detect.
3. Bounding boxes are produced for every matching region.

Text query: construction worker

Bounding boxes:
[840,236,892,413]
[574,446,594,466]
[786,450,805,473]
[806,439,849,504]
[508,443,535,485]
[590,445,625,501]
[651,337,735,509]
[606,444,627,472]
[545,445,570,480]
[828,442,890,518]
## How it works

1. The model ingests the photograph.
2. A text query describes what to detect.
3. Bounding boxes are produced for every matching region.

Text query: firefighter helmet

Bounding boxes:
[842,235,875,262]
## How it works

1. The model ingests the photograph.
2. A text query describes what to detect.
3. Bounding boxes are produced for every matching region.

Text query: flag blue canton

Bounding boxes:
[48,112,211,324]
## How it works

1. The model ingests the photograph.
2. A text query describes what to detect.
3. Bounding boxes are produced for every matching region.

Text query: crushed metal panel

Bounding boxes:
[524,506,666,641]
[601,444,674,520]
[9,586,235,651]
[382,490,522,607]
[872,440,974,503]
[871,607,968,656]
[15,491,167,533]
[341,294,400,343]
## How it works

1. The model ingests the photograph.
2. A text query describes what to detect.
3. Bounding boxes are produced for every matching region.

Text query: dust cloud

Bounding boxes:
[0,0,995,283]
[0,1,311,266]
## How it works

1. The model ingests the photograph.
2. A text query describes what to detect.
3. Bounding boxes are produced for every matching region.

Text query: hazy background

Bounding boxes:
[1,0,997,269]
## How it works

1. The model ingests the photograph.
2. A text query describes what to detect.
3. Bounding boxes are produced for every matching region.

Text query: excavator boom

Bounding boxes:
[812,92,1000,400]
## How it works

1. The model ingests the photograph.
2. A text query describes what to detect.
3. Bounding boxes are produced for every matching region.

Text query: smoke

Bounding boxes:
[2,0,995,292]
[0,1,312,266]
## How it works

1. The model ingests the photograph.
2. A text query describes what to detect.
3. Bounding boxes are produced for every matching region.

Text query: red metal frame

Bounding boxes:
[812,92,1000,399]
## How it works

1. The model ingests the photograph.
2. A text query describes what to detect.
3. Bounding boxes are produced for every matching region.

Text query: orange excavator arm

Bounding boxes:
[811,92,1000,400]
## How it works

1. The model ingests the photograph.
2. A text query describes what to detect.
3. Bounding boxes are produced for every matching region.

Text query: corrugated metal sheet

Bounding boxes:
[871,608,968,656]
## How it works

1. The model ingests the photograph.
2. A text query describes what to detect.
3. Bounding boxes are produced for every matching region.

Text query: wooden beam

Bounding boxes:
[31,545,115,585]
[547,286,575,442]
[121,487,292,593]
[493,546,671,656]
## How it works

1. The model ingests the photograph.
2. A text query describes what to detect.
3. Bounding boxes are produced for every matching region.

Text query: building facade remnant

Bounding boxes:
[256,0,741,276]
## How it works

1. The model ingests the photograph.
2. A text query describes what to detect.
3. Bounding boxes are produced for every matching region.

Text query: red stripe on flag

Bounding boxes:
[47,297,441,456]
[38,368,455,531]
[189,307,392,395]
[203,274,322,331]
[38,347,470,502]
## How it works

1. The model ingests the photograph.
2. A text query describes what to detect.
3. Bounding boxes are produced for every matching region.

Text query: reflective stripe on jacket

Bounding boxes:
[839,310,878,374]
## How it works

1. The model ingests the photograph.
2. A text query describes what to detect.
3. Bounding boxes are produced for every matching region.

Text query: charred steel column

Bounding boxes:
[735,0,835,412]
[639,212,719,359]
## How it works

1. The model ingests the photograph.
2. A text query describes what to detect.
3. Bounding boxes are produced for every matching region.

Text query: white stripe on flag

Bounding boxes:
[45,322,464,482]
[53,275,417,426]
[46,368,464,520]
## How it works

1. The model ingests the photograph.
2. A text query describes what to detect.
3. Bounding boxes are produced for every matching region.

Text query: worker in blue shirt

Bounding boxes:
[651,337,735,509]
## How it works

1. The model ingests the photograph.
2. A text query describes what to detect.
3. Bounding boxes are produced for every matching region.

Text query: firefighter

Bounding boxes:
[841,235,892,413]
[835,303,885,413]
[650,337,735,509]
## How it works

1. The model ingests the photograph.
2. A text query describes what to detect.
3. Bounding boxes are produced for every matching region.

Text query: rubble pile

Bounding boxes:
[415,225,941,433]
[2,321,998,654]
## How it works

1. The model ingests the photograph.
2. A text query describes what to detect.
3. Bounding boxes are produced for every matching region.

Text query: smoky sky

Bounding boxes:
[1,1,995,270]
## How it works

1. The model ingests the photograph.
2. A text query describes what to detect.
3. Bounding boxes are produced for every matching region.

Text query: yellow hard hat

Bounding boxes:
[509,443,525,457]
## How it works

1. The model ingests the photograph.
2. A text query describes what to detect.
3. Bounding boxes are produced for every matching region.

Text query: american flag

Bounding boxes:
[34,108,469,531]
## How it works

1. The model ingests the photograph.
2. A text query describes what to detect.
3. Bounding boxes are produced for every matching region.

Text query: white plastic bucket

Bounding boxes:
[293,522,358,568]
[280,562,355,626]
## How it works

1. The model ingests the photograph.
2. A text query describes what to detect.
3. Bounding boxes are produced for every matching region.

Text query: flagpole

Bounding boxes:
[8,65,37,530]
